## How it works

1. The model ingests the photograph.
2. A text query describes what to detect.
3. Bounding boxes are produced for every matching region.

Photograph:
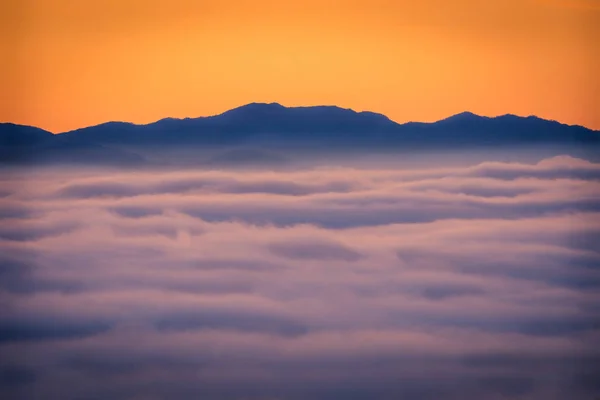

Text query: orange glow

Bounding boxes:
[1,0,598,132]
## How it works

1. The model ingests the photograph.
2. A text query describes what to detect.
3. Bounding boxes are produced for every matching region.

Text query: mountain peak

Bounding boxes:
[440,111,484,123]
[205,103,396,132]
[226,102,285,112]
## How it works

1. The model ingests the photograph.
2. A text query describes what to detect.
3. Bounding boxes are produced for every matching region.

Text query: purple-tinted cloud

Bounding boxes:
[0,154,599,400]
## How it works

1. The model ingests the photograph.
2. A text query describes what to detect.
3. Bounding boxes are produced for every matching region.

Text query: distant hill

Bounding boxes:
[1,103,598,165]
[58,103,399,146]
[0,123,145,166]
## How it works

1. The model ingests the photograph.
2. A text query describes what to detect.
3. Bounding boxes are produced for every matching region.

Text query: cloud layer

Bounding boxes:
[0,155,599,399]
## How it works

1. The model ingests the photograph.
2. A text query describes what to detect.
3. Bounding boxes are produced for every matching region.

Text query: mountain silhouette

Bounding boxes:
[1,103,598,165]
[0,123,145,166]
[59,103,398,146]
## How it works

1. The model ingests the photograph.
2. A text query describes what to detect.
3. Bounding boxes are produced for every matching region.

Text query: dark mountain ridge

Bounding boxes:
[58,103,399,146]
[1,103,598,165]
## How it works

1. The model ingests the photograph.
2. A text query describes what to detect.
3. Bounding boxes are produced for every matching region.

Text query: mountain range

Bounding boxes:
[1,103,598,166]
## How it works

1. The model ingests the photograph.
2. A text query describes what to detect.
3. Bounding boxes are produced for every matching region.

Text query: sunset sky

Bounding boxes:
[1,0,598,133]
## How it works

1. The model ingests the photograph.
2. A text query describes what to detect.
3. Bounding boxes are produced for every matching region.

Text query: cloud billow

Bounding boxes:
[0,154,599,399]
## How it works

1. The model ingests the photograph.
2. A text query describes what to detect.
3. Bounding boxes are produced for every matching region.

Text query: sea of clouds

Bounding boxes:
[1,154,599,399]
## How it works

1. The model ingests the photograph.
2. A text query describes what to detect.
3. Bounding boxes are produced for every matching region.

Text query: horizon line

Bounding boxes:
[2,102,597,134]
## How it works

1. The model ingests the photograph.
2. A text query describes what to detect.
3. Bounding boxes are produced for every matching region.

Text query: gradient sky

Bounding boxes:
[1,0,599,133]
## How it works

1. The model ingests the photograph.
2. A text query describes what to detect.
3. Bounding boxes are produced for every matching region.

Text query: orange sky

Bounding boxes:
[1,0,598,133]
